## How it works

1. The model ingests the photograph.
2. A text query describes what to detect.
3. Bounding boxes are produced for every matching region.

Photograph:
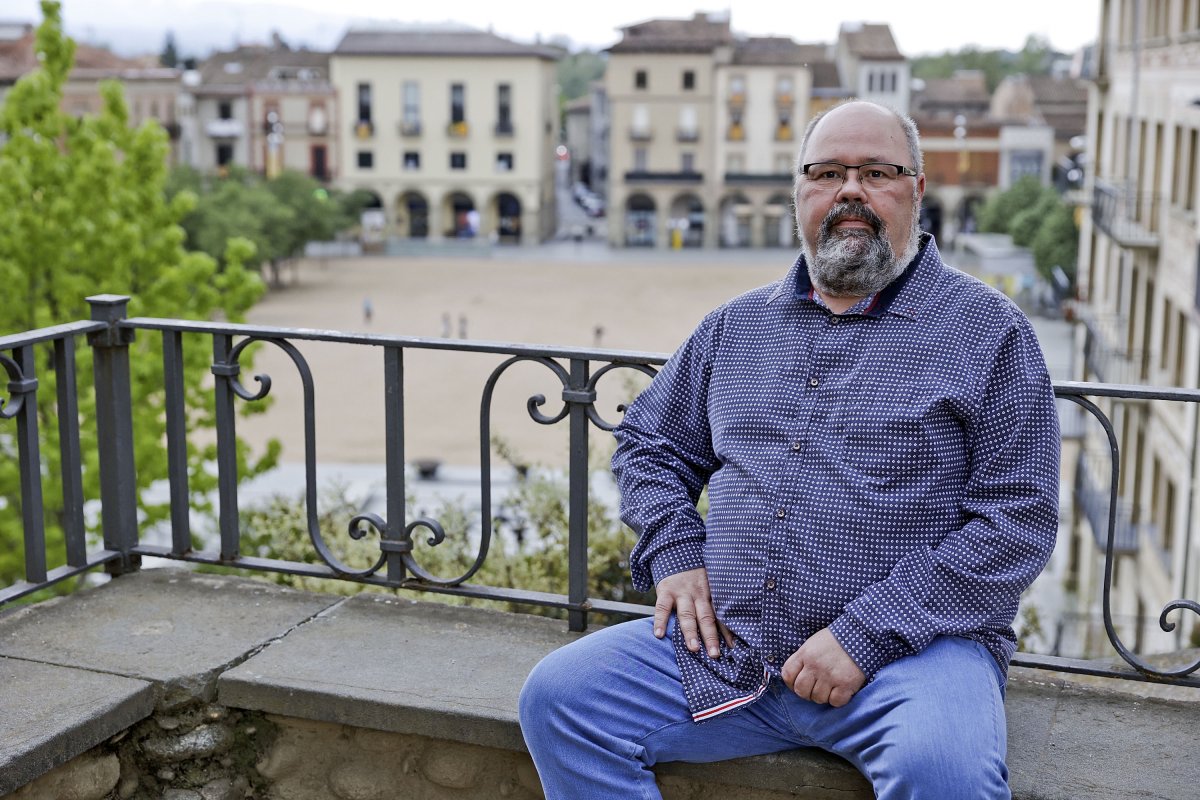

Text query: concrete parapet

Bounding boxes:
[2,569,1198,799]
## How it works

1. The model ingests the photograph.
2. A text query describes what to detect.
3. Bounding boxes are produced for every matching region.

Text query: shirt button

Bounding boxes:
[829,316,840,325]
[765,577,776,590]
[790,441,802,451]
[766,654,776,664]
[808,377,819,387]
[775,509,786,519]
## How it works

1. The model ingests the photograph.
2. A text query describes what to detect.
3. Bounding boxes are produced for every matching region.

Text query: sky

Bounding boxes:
[7,0,1101,59]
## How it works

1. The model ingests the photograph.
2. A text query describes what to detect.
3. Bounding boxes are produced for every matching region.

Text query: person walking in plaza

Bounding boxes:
[519,100,1060,799]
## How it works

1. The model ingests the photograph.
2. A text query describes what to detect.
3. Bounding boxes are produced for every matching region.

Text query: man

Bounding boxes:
[519,101,1059,799]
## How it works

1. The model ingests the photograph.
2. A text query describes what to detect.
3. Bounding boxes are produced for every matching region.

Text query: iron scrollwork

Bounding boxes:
[216,336,458,584]
[0,353,37,420]
[1061,393,1200,679]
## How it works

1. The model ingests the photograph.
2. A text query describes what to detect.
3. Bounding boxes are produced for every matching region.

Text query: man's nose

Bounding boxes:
[834,169,868,202]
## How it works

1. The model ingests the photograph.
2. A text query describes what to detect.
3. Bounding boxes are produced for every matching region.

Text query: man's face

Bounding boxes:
[794,104,925,297]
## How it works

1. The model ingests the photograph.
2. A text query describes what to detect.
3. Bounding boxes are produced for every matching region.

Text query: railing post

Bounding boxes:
[86,294,140,575]
[564,358,594,631]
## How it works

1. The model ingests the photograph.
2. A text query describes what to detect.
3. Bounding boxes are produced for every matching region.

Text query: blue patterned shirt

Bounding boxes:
[612,236,1060,722]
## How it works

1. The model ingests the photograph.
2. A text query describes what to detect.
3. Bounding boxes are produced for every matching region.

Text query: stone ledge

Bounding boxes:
[3,569,1200,799]
[0,657,154,796]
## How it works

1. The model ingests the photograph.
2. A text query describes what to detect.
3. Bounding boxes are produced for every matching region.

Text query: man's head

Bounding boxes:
[793,101,925,298]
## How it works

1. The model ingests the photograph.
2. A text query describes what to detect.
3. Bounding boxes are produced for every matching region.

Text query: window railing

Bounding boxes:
[1,297,1198,688]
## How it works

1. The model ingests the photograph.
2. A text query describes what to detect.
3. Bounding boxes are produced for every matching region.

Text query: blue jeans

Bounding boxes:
[519,617,1009,799]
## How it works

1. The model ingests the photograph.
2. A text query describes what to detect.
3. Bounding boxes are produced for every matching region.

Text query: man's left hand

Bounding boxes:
[780,628,865,707]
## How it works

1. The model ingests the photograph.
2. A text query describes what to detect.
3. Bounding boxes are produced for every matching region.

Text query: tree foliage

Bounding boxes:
[975,176,1078,288]
[557,49,606,104]
[0,1,277,588]
[167,166,363,286]
[911,35,1059,93]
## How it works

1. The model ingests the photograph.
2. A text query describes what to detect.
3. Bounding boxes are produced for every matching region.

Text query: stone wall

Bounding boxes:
[11,710,829,800]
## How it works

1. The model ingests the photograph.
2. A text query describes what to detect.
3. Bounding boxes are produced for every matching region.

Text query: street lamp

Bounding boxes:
[266,110,283,179]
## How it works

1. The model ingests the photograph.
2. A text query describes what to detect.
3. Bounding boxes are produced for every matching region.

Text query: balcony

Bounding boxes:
[353,119,374,140]
[727,91,746,108]
[629,126,652,142]
[1,298,1199,800]
[623,170,703,183]
[1092,178,1161,250]
[726,124,744,142]
[398,120,422,137]
[676,127,699,143]
[205,118,244,139]
[775,92,793,108]
[494,120,515,137]
[1074,450,1142,555]
[774,125,794,142]
[1078,309,1153,385]
[724,171,792,185]
[447,120,469,138]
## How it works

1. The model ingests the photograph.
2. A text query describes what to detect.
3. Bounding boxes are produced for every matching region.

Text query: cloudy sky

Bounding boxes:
[8,0,1101,58]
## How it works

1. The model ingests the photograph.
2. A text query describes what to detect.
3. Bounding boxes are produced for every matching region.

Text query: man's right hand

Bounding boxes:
[654,567,735,659]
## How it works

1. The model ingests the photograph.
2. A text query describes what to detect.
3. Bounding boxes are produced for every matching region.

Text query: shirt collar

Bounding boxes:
[767,233,938,320]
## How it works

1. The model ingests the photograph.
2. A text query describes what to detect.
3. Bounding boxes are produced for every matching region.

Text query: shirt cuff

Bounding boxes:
[829,613,900,681]
[632,540,706,592]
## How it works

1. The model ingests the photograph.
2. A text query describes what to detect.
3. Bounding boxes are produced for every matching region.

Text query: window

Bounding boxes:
[777,75,793,97]
[634,147,647,172]
[357,82,372,122]
[311,145,328,180]
[450,83,465,124]
[678,106,697,140]
[682,70,695,90]
[403,151,420,170]
[497,83,512,134]
[357,151,373,169]
[635,70,647,90]
[218,101,233,120]
[450,152,467,169]
[727,153,744,173]
[775,153,792,174]
[1009,150,1043,183]
[496,152,514,172]
[215,143,233,166]
[632,104,650,139]
[681,152,695,173]
[402,81,420,133]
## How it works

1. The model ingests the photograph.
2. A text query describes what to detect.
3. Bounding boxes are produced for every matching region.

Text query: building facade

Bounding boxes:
[604,13,908,249]
[0,25,181,159]
[330,26,560,244]
[179,41,336,182]
[1072,0,1200,655]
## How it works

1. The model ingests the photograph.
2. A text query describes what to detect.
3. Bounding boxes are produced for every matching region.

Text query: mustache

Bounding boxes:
[821,202,885,237]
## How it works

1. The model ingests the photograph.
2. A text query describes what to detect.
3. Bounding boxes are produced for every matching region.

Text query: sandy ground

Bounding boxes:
[240,251,789,468]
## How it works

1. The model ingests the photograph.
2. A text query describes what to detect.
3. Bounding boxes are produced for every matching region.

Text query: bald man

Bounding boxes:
[520,101,1059,800]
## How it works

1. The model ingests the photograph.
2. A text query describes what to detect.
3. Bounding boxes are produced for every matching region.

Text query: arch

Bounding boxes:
[718,192,753,248]
[443,191,478,239]
[494,192,522,244]
[957,194,984,236]
[397,191,429,239]
[625,193,657,247]
[668,193,705,248]
[919,195,944,242]
[764,192,797,248]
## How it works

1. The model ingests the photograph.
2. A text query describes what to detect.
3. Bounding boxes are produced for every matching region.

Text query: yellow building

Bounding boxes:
[1072,0,1200,654]
[330,26,560,244]
[605,13,907,249]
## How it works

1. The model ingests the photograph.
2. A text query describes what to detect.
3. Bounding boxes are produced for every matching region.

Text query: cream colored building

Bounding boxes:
[180,42,336,181]
[605,13,906,249]
[330,26,560,244]
[1071,0,1200,655]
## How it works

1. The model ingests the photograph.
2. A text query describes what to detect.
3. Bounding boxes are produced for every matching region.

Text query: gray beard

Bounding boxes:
[802,205,920,299]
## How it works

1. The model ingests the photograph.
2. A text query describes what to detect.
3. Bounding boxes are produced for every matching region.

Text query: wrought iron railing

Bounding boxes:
[1,296,1198,688]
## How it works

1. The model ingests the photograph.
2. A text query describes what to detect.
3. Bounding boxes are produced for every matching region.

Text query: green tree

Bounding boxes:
[977,175,1052,234]
[1008,191,1059,248]
[1031,202,1078,287]
[0,1,277,589]
[171,167,361,287]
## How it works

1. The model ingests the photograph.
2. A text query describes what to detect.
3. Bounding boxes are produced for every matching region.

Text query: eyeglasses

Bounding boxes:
[801,161,918,189]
